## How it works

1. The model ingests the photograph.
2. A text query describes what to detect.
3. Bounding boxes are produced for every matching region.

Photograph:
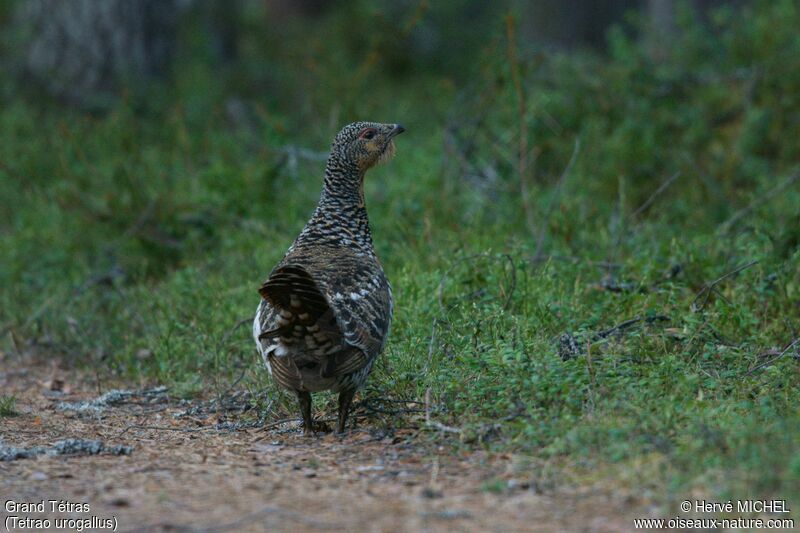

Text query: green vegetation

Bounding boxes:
[1,0,798,508]
[0,395,18,417]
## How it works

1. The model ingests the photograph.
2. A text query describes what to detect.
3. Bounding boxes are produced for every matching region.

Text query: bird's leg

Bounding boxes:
[337,388,356,434]
[296,390,331,435]
[296,391,315,436]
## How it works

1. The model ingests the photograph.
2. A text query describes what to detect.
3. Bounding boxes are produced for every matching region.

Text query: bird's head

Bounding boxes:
[330,121,405,172]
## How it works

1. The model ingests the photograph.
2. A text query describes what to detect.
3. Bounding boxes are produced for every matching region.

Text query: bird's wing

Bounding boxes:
[258,264,329,319]
[258,263,373,378]
[320,345,369,378]
[319,256,393,361]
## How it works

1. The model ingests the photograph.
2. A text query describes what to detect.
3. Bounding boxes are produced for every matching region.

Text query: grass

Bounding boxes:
[0,395,17,417]
[1,0,799,510]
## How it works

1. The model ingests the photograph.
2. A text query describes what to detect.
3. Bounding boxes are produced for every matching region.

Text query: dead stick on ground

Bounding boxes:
[424,386,461,434]
[744,338,800,376]
[260,417,302,431]
[361,397,426,406]
[425,421,462,434]
[719,171,800,234]
[118,424,208,437]
[629,171,681,219]
[260,416,338,432]
[359,404,427,416]
[691,260,759,312]
[591,315,670,342]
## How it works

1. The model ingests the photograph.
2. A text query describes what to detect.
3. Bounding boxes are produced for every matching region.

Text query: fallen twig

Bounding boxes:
[118,424,207,437]
[422,387,457,433]
[357,397,428,417]
[425,421,463,434]
[558,315,671,360]
[422,411,525,441]
[629,171,681,219]
[56,386,168,414]
[744,338,800,376]
[1,439,132,461]
[719,171,800,234]
[174,388,258,421]
[259,416,340,432]
[691,260,759,312]
[593,315,670,341]
[360,405,427,416]
[260,417,301,431]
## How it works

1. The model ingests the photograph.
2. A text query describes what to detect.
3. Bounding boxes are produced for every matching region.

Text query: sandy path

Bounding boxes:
[0,361,635,532]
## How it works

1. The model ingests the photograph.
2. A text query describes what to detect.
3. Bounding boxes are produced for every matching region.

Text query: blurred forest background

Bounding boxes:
[1,0,798,509]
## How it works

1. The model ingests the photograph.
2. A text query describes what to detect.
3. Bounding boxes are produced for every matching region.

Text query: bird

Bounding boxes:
[253,121,405,435]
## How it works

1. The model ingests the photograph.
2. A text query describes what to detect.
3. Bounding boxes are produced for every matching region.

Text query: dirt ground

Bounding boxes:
[1,359,643,532]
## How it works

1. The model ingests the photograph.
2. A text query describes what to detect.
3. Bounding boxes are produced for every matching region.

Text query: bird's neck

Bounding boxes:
[320,158,366,208]
[308,159,373,246]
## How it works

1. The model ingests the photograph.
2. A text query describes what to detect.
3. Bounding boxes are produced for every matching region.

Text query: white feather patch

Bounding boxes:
[274,344,289,357]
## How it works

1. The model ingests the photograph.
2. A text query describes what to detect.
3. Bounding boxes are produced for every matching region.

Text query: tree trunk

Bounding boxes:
[17,0,178,109]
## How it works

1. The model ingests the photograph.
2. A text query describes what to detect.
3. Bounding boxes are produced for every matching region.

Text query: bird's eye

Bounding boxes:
[359,128,377,140]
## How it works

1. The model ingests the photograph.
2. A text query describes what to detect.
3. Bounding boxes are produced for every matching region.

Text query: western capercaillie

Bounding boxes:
[253,121,404,435]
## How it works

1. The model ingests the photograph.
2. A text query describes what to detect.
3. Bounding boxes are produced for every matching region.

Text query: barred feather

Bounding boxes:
[252,121,404,434]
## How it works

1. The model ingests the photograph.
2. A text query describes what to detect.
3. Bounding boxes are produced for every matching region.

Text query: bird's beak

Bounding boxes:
[387,124,405,139]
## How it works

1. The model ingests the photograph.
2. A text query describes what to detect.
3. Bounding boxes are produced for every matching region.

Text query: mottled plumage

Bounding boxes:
[253,121,404,435]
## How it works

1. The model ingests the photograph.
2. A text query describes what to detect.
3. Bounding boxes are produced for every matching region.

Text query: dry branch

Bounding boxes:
[719,171,800,234]
[691,260,759,312]
[117,424,207,437]
[744,338,800,376]
[558,315,671,360]
[629,171,681,219]
[593,315,670,340]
